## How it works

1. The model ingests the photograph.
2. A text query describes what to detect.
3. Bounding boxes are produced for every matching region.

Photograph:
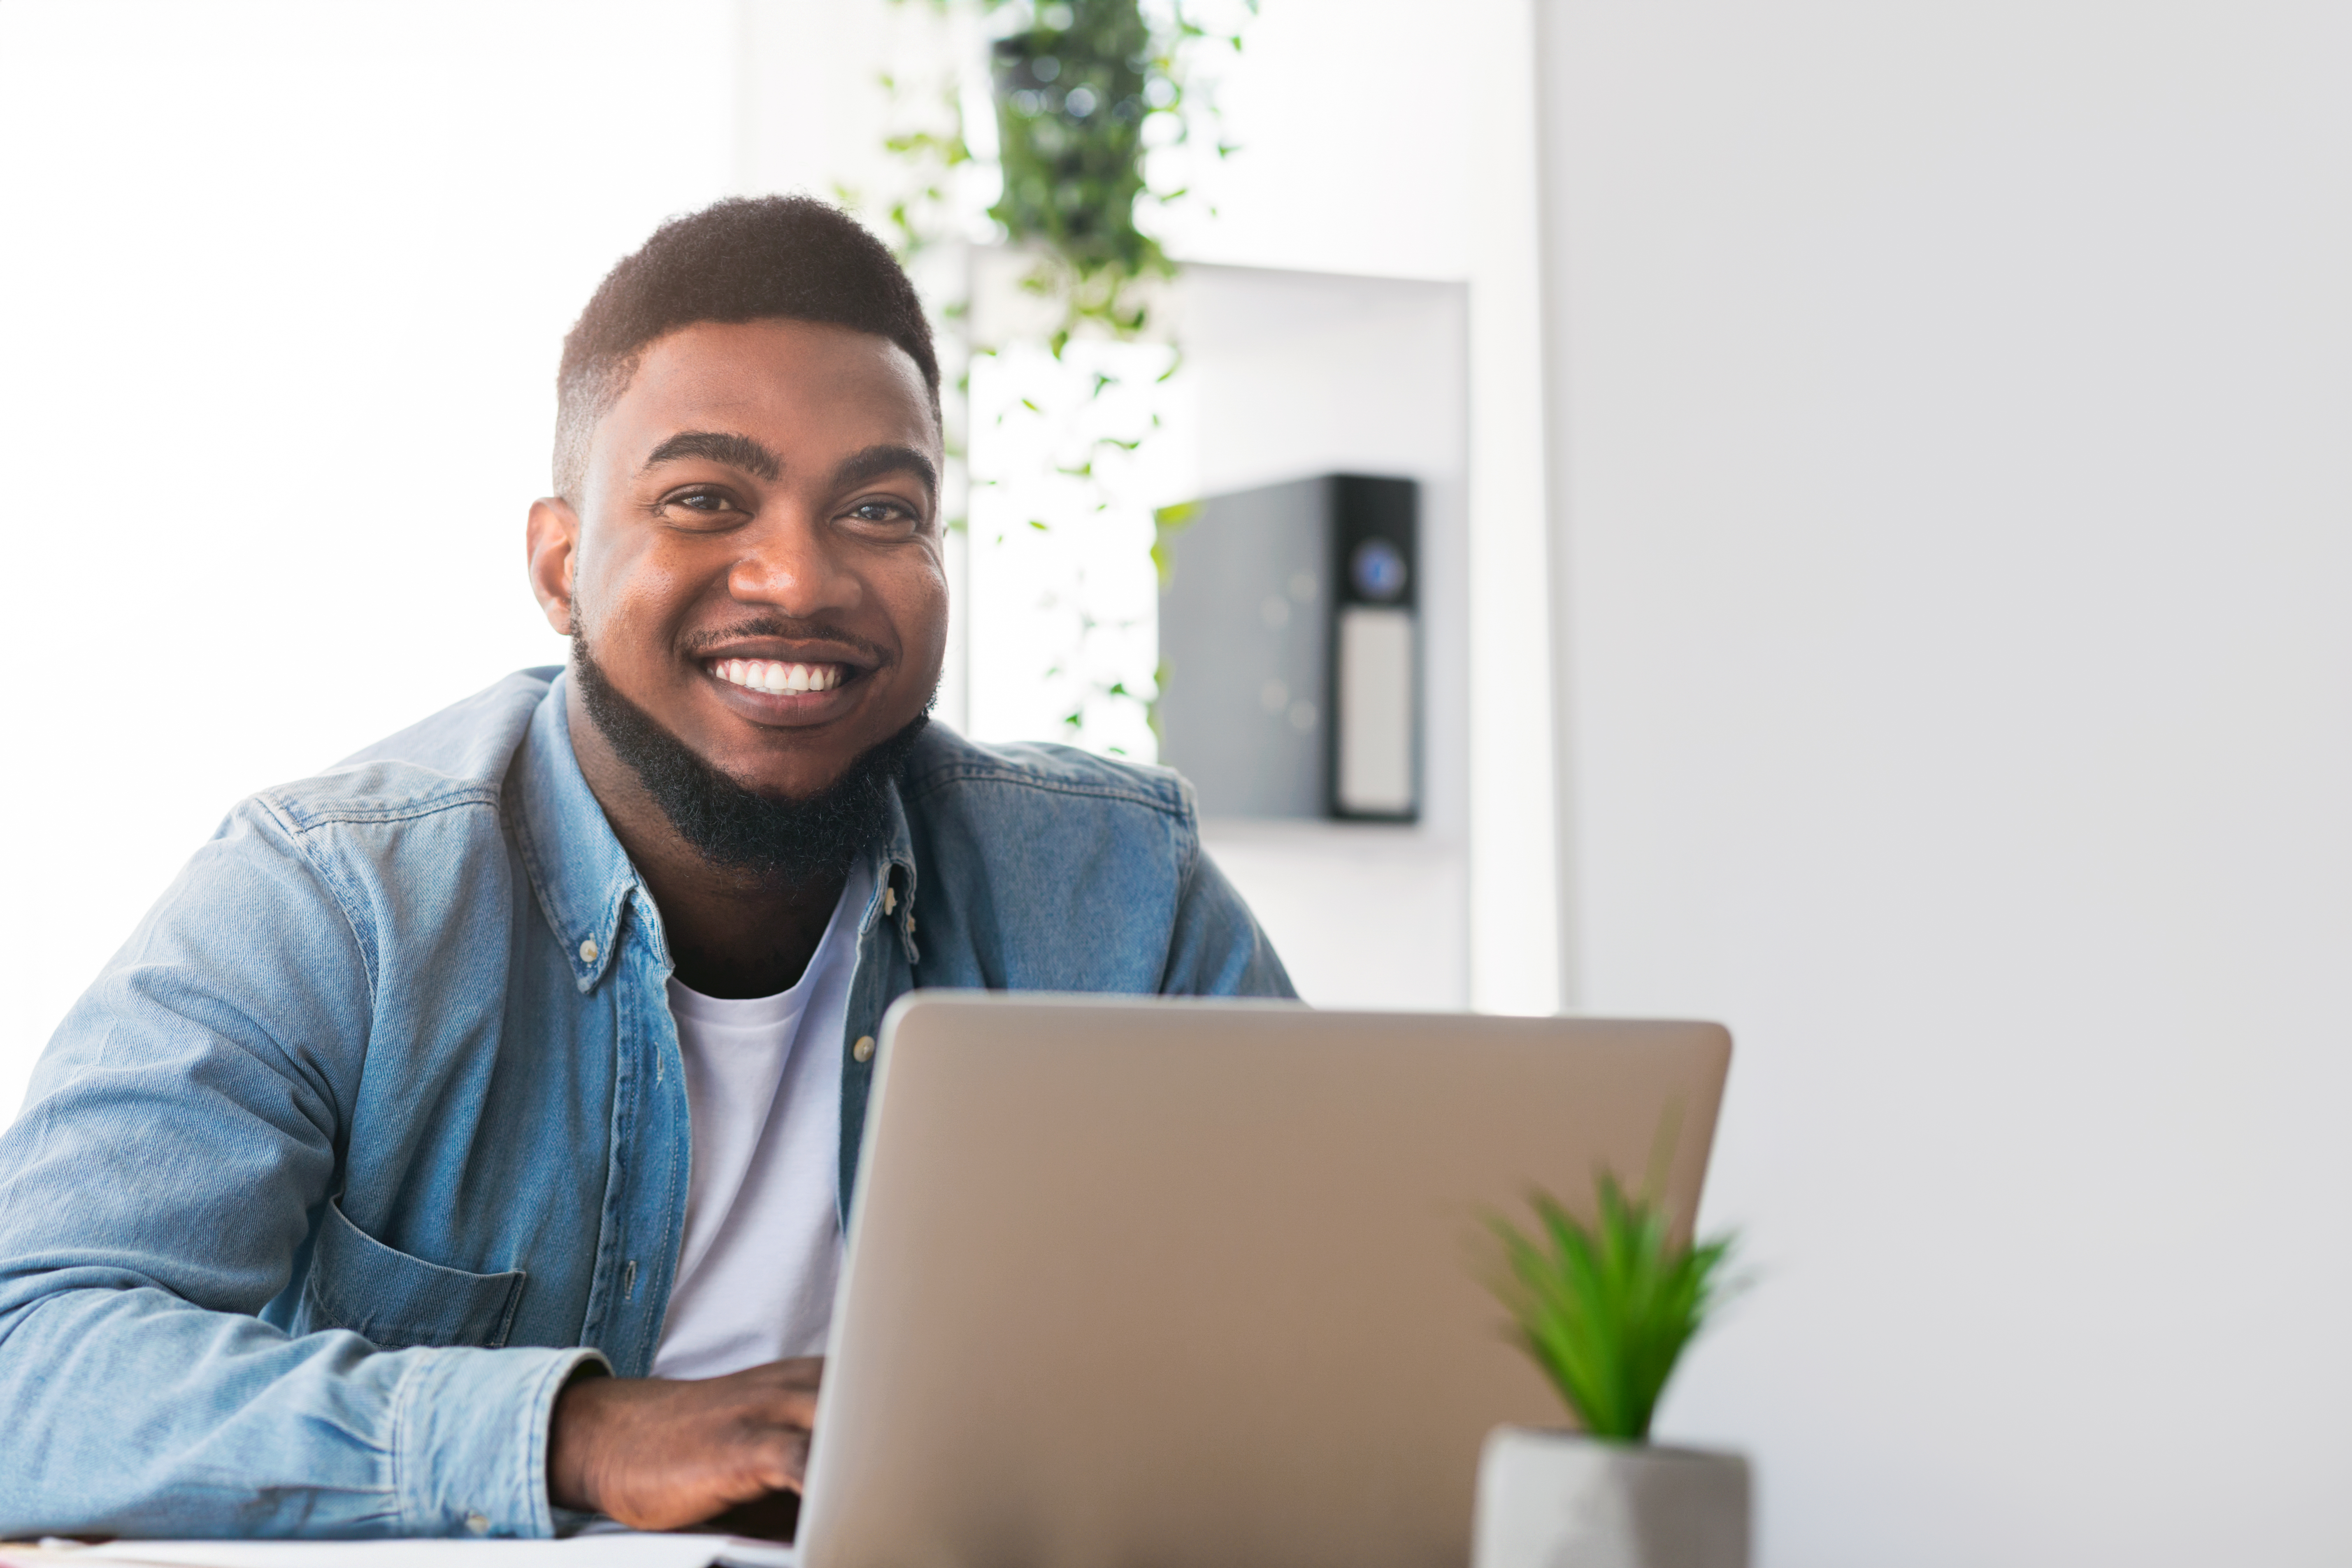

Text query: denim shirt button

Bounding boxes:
[578,938,598,964]
[465,1512,490,1535]
[853,1035,876,1064]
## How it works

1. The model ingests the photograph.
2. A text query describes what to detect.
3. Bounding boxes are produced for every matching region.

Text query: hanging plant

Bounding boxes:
[880,0,1249,307]
[989,0,1169,351]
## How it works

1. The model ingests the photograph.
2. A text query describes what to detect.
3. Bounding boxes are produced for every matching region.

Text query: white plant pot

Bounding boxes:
[1471,1426,1751,1568]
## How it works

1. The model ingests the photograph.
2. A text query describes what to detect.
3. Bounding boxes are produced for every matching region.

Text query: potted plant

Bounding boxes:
[1473,1175,1749,1568]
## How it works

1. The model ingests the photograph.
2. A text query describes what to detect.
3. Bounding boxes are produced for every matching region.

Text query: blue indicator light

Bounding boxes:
[1350,539,1408,602]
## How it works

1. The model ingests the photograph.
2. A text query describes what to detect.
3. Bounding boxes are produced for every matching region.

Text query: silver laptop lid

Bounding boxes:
[800,994,1731,1568]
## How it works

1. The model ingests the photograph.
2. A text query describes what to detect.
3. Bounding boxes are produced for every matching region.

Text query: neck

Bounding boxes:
[567,681,848,999]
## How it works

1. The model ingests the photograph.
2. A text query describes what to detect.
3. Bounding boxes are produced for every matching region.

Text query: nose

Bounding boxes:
[728,501,861,618]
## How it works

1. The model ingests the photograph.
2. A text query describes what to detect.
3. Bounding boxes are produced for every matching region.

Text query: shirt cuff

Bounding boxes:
[390,1344,613,1537]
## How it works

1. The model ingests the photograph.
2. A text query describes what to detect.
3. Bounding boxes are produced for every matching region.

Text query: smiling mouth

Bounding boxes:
[708,657,853,695]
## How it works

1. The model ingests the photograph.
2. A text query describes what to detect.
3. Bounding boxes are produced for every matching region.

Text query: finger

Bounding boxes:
[760,1389,820,1428]
[751,1428,813,1494]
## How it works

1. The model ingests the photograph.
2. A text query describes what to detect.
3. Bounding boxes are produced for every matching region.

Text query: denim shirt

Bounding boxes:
[0,669,1292,1539]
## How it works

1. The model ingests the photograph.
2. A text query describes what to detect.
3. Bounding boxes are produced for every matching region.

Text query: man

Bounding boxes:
[0,196,1291,1538]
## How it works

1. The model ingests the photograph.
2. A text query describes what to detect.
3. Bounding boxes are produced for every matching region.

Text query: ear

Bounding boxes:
[527,497,581,636]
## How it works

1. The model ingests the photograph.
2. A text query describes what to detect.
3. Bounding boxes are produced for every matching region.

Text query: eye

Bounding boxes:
[656,486,745,525]
[844,496,923,532]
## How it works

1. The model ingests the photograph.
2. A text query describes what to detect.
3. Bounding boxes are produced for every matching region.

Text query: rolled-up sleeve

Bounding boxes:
[0,801,596,1538]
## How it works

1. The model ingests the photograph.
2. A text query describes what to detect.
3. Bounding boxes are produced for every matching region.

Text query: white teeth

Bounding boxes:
[711,657,846,694]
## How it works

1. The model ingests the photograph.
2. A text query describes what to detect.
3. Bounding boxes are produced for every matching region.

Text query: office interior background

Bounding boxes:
[1,2,2346,1563]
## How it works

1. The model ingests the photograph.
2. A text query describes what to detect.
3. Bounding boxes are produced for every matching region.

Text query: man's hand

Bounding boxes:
[547,1358,823,1531]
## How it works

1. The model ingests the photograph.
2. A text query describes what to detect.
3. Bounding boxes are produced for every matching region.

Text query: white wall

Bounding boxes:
[1537,4,2352,1563]
[0,0,743,1117]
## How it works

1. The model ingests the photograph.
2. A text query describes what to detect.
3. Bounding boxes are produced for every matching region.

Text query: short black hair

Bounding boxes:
[553,195,939,500]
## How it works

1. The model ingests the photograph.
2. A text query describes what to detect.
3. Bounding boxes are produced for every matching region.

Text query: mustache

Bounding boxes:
[679,615,892,668]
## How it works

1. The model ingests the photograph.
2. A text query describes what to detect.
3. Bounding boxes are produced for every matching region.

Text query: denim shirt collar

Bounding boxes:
[509,672,921,991]
[509,674,641,992]
[862,784,922,966]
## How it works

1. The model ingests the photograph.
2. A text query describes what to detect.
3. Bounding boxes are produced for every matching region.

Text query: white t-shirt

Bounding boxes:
[648,862,869,1380]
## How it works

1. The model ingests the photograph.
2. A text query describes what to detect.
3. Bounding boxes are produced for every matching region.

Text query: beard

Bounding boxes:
[570,632,929,885]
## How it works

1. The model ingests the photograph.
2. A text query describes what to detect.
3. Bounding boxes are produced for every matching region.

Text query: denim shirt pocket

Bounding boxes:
[300,1196,528,1350]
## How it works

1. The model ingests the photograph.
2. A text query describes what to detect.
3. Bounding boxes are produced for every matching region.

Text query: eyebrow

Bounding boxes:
[639,430,782,481]
[833,443,939,498]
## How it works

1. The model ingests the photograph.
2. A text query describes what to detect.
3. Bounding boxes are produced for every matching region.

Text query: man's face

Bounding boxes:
[532,317,946,801]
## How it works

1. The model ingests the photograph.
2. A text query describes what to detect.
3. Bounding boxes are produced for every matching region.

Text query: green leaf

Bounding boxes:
[1478,1170,1742,1440]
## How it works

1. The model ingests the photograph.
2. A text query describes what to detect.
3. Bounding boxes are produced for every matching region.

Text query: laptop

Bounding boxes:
[794,993,1733,1568]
